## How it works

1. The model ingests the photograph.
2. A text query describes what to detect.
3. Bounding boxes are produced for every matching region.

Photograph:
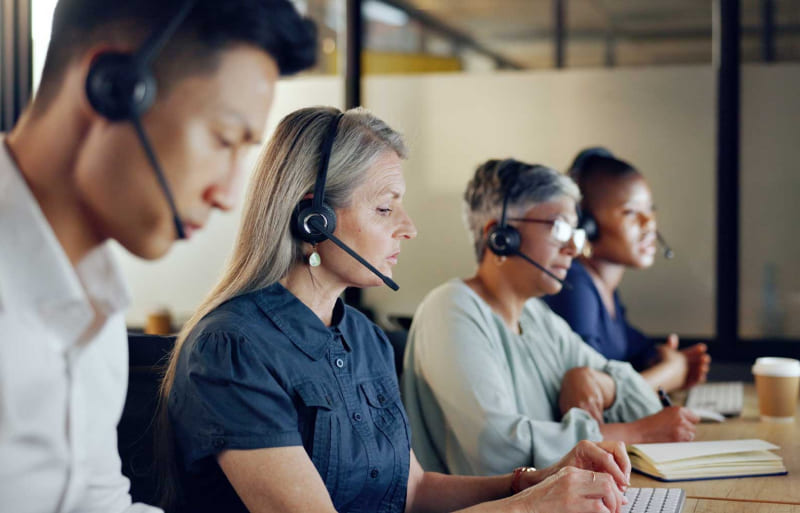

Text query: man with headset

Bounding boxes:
[0,1,315,511]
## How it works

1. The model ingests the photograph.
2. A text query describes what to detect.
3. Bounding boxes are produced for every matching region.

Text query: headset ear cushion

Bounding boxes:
[487,225,520,256]
[580,211,599,242]
[291,198,337,244]
[86,52,157,121]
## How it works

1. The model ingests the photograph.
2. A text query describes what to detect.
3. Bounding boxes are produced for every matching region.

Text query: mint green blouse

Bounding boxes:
[402,279,661,475]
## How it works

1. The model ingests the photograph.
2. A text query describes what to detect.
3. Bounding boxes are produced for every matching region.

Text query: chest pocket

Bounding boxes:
[296,381,340,497]
[360,376,408,442]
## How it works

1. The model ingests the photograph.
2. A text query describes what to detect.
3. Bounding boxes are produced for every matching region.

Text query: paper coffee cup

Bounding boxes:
[752,357,800,422]
[145,307,173,335]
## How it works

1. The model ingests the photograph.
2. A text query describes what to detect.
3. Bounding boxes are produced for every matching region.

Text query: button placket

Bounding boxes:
[329,334,381,500]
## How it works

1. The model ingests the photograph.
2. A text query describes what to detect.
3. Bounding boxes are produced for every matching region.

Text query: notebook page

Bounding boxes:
[629,439,779,464]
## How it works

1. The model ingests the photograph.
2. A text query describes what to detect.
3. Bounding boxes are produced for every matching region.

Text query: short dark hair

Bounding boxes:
[35,0,317,110]
[568,149,641,208]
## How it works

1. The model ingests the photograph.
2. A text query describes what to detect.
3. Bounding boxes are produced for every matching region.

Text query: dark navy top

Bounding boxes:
[544,261,657,370]
[169,282,410,513]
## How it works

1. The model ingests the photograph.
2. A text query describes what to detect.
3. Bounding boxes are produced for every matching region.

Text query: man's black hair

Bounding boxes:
[35,0,317,109]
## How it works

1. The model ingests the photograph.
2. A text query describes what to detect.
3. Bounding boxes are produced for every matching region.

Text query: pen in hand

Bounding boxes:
[657,386,672,408]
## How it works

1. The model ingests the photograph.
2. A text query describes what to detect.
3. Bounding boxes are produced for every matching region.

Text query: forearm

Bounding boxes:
[409,471,536,513]
[598,421,643,444]
[594,370,617,409]
[640,360,684,393]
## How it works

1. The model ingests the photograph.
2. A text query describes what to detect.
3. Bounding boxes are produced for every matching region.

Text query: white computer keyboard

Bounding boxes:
[622,488,685,513]
[685,381,744,417]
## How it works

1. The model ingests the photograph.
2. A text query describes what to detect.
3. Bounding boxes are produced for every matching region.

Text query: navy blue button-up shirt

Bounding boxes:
[169,283,410,513]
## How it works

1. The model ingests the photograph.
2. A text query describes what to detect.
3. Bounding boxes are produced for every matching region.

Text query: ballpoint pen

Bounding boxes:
[658,386,672,407]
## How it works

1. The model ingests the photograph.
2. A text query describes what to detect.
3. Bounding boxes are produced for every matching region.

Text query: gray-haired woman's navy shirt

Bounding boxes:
[169,282,410,513]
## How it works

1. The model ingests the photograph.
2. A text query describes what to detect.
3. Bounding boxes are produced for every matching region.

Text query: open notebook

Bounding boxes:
[628,439,787,482]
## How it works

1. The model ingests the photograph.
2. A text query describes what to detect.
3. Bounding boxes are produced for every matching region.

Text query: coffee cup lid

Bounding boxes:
[752,357,800,377]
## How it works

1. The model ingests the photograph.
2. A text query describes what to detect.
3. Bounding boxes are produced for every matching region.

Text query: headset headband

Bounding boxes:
[313,113,344,210]
[138,0,199,66]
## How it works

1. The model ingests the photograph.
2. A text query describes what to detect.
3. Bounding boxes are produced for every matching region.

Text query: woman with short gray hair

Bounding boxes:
[463,159,581,262]
[403,158,698,478]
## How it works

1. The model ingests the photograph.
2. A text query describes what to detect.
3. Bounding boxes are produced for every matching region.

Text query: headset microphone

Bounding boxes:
[305,217,399,291]
[85,0,199,240]
[657,231,675,259]
[291,111,400,291]
[486,159,572,290]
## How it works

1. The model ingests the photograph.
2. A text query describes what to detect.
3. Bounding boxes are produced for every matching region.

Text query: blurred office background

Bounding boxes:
[3,0,798,359]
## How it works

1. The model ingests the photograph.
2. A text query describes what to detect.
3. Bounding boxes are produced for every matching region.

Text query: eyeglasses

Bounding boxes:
[507,217,586,252]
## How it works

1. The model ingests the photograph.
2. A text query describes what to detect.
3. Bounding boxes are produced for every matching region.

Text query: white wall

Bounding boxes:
[117,64,800,340]
[362,65,716,337]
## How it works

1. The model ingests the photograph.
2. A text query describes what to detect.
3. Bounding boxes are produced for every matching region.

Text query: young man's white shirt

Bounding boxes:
[0,137,161,513]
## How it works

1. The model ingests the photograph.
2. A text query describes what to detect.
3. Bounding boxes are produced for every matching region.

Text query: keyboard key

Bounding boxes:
[622,488,686,513]
[686,382,743,417]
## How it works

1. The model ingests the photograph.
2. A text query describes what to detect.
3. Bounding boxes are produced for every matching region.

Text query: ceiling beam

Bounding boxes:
[492,24,800,43]
[376,0,527,69]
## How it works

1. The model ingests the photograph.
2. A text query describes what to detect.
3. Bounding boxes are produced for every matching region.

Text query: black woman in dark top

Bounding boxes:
[158,108,634,513]
[545,148,710,393]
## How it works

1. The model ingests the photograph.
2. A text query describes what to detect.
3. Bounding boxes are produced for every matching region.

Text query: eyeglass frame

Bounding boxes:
[506,217,586,252]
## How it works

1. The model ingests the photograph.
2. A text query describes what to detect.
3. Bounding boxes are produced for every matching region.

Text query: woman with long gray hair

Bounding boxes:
[159,108,633,513]
[403,158,699,478]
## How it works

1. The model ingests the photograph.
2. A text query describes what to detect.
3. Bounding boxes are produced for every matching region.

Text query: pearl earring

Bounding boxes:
[308,246,321,267]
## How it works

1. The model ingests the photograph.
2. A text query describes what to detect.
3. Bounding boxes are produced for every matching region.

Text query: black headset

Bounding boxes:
[568,147,611,243]
[485,159,570,288]
[84,0,199,240]
[486,159,521,257]
[290,111,400,291]
[291,113,343,245]
[577,207,600,242]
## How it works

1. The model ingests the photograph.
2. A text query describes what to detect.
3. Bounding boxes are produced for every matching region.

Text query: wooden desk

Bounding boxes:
[684,499,800,512]
[631,384,800,504]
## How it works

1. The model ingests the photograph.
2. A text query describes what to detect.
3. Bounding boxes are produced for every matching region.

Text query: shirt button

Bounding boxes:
[370,468,379,479]
[212,438,225,449]
[353,412,362,422]
[377,394,386,404]
[335,358,344,368]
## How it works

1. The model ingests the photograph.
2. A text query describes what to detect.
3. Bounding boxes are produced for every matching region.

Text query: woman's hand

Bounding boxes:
[653,336,689,390]
[652,335,711,391]
[518,440,630,493]
[559,367,615,423]
[633,406,699,443]
[555,440,630,491]
[678,339,711,389]
[509,467,627,513]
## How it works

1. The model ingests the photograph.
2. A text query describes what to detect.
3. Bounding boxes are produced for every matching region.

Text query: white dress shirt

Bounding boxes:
[0,137,161,513]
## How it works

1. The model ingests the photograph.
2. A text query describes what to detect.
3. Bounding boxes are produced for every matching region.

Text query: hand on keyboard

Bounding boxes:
[510,467,626,513]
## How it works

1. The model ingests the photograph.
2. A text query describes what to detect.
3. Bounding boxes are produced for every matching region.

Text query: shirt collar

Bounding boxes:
[0,136,130,347]
[253,282,347,361]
